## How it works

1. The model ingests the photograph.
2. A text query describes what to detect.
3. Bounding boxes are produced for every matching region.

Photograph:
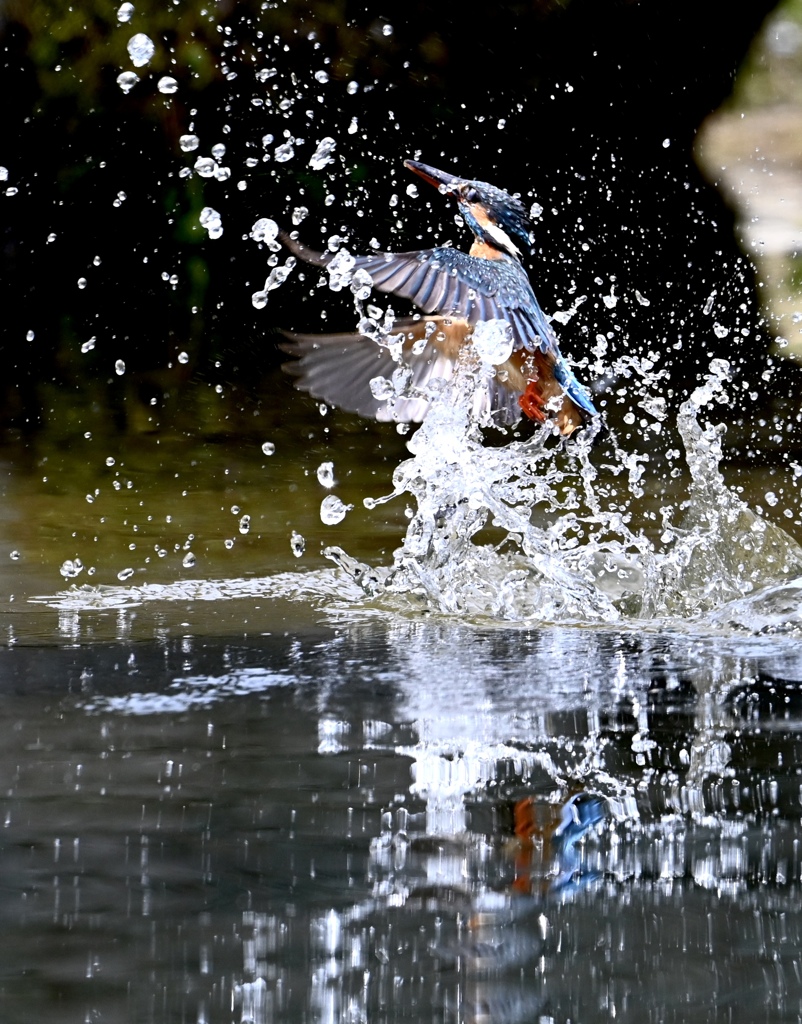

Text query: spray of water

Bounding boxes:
[322,314,802,628]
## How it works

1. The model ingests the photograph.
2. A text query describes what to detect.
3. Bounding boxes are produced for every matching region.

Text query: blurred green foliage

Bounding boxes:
[732,0,802,106]
[8,0,222,105]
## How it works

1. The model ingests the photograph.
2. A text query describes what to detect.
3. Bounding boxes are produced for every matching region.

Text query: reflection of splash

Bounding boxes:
[60,618,802,1023]
[80,666,292,714]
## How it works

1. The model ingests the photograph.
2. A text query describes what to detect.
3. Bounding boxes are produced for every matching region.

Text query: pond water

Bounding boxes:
[3,350,802,1023]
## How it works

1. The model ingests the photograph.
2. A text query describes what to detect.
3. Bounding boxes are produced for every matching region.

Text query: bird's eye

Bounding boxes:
[464,187,480,204]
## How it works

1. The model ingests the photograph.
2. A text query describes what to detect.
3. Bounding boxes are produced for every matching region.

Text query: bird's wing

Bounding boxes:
[281,233,554,351]
[280,316,522,426]
[351,247,552,337]
[280,233,597,424]
[351,248,597,420]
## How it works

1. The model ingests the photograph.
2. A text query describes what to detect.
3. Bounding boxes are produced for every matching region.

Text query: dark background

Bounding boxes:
[0,0,789,440]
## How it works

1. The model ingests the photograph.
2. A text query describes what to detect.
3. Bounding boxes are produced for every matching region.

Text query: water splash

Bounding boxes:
[323,344,802,630]
[32,346,802,637]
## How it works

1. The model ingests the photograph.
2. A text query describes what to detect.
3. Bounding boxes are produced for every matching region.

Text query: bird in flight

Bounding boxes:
[280,159,598,436]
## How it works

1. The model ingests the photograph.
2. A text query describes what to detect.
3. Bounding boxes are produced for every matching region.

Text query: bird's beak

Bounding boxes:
[404,159,460,193]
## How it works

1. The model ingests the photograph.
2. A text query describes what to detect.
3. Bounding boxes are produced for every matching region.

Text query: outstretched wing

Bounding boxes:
[280,233,598,425]
[280,316,522,426]
[281,233,554,354]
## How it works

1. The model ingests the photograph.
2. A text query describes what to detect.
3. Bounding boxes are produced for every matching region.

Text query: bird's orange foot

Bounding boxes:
[518,380,548,423]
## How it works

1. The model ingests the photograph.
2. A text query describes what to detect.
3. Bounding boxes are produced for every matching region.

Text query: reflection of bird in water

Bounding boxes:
[280,159,599,436]
[512,791,606,894]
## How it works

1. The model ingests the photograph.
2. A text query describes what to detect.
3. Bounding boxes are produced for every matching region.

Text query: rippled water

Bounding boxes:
[4,620,802,1023]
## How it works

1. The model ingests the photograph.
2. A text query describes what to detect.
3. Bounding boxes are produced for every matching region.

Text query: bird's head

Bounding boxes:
[404,158,533,259]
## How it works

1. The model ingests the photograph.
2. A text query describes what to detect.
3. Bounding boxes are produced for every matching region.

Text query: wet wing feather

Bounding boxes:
[350,249,559,353]
[281,317,499,424]
[280,331,396,419]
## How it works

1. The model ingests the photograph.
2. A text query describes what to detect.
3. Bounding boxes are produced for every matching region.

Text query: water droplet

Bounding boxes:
[320,495,353,525]
[113,190,127,206]
[256,68,277,82]
[261,263,294,296]
[157,76,178,95]
[117,71,139,94]
[370,376,395,401]
[60,558,84,579]
[0,167,8,182]
[602,285,617,309]
[117,2,134,22]
[405,183,419,198]
[77,277,87,290]
[472,318,514,365]
[662,138,671,148]
[290,531,305,557]
[177,350,189,364]
[199,206,223,239]
[182,552,196,569]
[239,515,251,535]
[348,117,358,135]
[317,461,335,488]
[117,567,134,581]
[309,137,336,170]
[261,441,275,456]
[81,337,96,353]
[250,218,279,244]
[347,81,359,95]
[194,156,216,178]
[635,289,651,306]
[26,330,34,341]
[252,291,267,309]
[211,143,226,160]
[115,359,126,375]
[382,23,393,36]
[127,33,155,68]
[713,323,730,339]
[314,70,329,84]
[179,134,199,152]
[275,142,295,163]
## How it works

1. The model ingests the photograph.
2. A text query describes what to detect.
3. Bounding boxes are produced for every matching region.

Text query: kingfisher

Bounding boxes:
[280,159,598,435]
